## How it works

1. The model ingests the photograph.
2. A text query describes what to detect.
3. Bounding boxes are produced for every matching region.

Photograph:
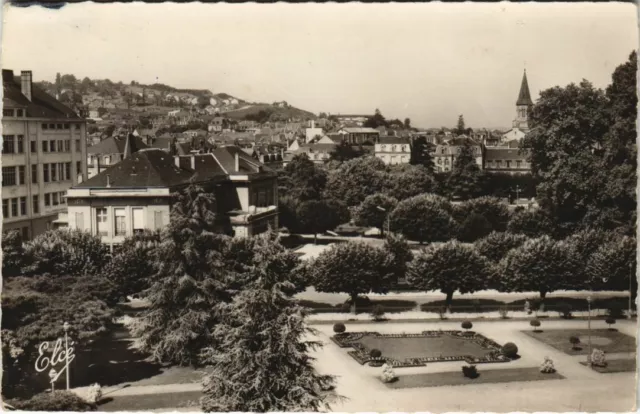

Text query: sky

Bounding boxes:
[1,2,637,129]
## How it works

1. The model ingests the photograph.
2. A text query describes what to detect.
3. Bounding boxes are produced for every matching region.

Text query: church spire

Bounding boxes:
[516,70,533,106]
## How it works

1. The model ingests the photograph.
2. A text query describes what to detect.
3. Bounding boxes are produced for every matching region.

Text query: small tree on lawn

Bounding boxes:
[453,196,511,233]
[461,321,473,333]
[200,234,336,412]
[530,319,541,332]
[308,241,396,313]
[407,241,491,310]
[587,236,637,310]
[569,335,581,350]
[506,209,556,238]
[382,233,414,282]
[605,317,616,330]
[296,199,345,244]
[354,193,398,236]
[390,194,457,244]
[498,236,581,300]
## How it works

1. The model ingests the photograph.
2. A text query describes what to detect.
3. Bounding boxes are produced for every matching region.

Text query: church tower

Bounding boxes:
[512,70,533,132]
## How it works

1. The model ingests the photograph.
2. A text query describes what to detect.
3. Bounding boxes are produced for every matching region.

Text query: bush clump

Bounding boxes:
[462,365,479,379]
[9,391,96,412]
[333,323,346,334]
[461,321,473,332]
[530,319,541,331]
[605,317,617,330]
[502,342,519,358]
[369,348,382,358]
[569,335,581,350]
[371,304,386,322]
[591,349,607,367]
[540,356,556,373]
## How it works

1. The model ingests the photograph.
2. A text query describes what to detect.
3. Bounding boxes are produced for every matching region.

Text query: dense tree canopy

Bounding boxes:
[408,242,491,308]
[296,200,346,243]
[330,141,365,162]
[390,194,457,243]
[587,236,637,305]
[506,209,556,238]
[353,193,398,235]
[2,230,25,277]
[475,231,529,263]
[324,157,390,207]
[384,164,437,201]
[279,154,327,201]
[409,136,435,171]
[445,139,483,200]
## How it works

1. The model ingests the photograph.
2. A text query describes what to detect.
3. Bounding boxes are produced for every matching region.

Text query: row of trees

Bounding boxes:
[2,185,336,411]
[306,229,636,310]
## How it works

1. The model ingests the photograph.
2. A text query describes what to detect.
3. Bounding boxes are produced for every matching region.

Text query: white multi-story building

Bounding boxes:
[374,136,411,165]
[2,69,87,239]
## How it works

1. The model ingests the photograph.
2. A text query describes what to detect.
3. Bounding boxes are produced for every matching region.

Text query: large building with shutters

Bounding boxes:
[2,69,87,239]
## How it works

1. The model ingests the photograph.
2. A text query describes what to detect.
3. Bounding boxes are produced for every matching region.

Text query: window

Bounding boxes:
[64,140,70,152]
[75,140,81,152]
[20,197,26,216]
[43,164,50,183]
[16,109,23,117]
[31,165,38,184]
[42,141,49,153]
[18,166,25,185]
[96,208,108,236]
[52,193,59,206]
[56,124,63,130]
[2,199,8,219]
[516,160,522,168]
[132,208,144,234]
[506,161,511,168]
[42,123,48,130]
[154,211,164,230]
[65,163,71,181]
[44,193,50,207]
[11,198,18,217]
[3,109,13,117]
[49,140,56,153]
[76,161,82,176]
[51,164,57,182]
[48,123,55,130]
[496,160,502,167]
[32,195,39,214]
[30,141,36,153]
[57,140,63,152]
[63,123,70,130]
[74,124,80,130]
[59,192,66,204]
[16,135,24,153]
[114,209,126,236]
[3,135,15,154]
[2,167,16,186]
[75,212,84,230]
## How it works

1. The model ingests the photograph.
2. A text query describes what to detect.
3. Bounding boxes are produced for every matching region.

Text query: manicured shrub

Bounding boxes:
[569,335,581,350]
[540,356,556,373]
[590,349,607,367]
[462,365,478,379]
[605,317,616,330]
[333,323,346,334]
[84,383,103,404]
[9,391,95,411]
[381,363,397,383]
[461,321,473,332]
[502,342,518,358]
[530,319,541,331]
[369,349,382,358]
[371,304,386,321]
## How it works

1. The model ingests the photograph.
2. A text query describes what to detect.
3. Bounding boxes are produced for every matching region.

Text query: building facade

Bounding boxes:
[337,127,380,144]
[86,133,148,179]
[374,136,411,165]
[432,143,483,173]
[483,147,531,174]
[66,146,278,250]
[2,69,87,239]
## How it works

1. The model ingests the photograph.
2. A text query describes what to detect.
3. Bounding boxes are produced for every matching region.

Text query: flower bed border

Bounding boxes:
[332,330,510,367]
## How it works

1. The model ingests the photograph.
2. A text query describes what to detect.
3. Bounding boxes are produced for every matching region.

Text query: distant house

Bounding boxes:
[284,142,335,166]
[333,114,370,126]
[375,136,411,165]
[432,143,483,173]
[337,127,380,145]
[184,129,207,138]
[483,147,531,175]
[86,133,148,178]
[305,120,324,143]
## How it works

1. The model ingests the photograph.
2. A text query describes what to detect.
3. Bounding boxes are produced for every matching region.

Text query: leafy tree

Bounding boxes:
[587,236,637,305]
[308,242,395,311]
[445,139,482,200]
[2,230,25,277]
[385,164,437,200]
[280,153,327,201]
[363,108,388,129]
[22,229,109,277]
[296,200,344,243]
[330,141,365,162]
[409,136,435,171]
[456,114,466,135]
[498,236,581,299]
[565,229,617,277]
[324,157,390,207]
[453,196,510,233]
[390,194,456,243]
[475,231,529,263]
[353,193,398,235]
[506,209,556,238]
[404,118,411,129]
[457,213,493,242]
[408,241,491,309]
[200,233,335,412]
[382,233,414,282]
[101,230,162,300]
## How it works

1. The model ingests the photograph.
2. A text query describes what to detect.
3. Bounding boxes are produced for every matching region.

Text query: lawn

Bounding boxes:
[521,329,636,356]
[384,367,564,389]
[333,331,509,367]
[98,391,201,411]
[579,358,637,373]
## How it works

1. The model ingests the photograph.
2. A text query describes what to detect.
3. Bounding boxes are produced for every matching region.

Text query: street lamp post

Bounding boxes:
[587,295,592,366]
[63,322,70,390]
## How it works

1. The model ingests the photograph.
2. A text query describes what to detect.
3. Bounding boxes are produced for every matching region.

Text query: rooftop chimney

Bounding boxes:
[20,71,32,101]
[234,152,239,172]
[2,69,14,83]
